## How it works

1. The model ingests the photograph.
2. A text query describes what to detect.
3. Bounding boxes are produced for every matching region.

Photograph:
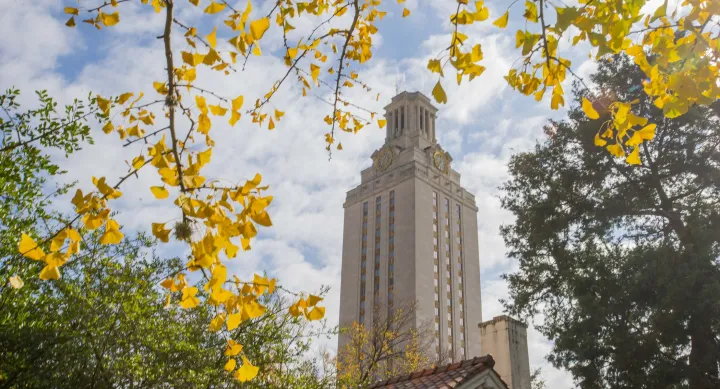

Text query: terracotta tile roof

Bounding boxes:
[368,355,497,389]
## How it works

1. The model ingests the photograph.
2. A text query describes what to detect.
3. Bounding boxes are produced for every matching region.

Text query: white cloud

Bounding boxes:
[0,2,588,387]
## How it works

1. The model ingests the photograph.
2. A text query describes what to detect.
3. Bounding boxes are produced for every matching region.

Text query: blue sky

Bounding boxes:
[4,0,675,386]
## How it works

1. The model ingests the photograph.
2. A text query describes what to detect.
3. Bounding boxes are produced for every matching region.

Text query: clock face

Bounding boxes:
[433,151,449,173]
[376,147,393,171]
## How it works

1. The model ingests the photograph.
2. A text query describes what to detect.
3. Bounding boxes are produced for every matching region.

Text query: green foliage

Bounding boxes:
[0,89,334,389]
[500,56,720,389]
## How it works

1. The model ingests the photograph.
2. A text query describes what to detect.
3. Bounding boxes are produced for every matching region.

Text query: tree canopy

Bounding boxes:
[500,55,720,389]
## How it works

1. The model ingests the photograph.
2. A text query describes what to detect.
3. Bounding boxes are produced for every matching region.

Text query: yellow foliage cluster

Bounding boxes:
[434,0,718,165]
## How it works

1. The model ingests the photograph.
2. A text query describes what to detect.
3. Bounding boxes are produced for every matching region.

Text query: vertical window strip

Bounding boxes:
[374,196,381,312]
[445,198,453,360]
[388,191,395,311]
[432,191,440,360]
[456,203,465,359]
[360,201,368,325]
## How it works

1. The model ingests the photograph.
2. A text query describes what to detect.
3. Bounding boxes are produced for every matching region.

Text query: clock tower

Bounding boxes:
[338,91,483,367]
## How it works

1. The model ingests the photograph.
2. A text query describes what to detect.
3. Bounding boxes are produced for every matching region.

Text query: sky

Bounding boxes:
[0,0,668,386]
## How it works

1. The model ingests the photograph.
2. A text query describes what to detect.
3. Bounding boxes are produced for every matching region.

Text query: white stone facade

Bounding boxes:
[338,91,483,363]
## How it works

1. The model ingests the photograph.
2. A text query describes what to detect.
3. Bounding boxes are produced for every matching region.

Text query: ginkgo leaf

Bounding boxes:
[232,95,244,111]
[180,287,200,309]
[100,11,120,26]
[274,109,284,119]
[189,0,199,5]
[626,145,641,165]
[427,59,444,77]
[206,27,217,48]
[39,265,61,281]
[306,306,325,320]
[225,339,243,356]
[607,143,625,157]
[432,81,447,104]
[268,118,275,130]
[9,275,23,289]
[235,357,259,382]
[64,7,79,15]
[204,1,226,14]
[151,186,169,199]
[66,16,76,27]
[153,81,168,95]
[19,233,45,260]
[402,8,410,17]
[337,143,343,150]
[594,132,607,146]
[582,97,600,119]
[493,10,509,28]
[229,111,241,126]
[100,223,124,245]
[250,18,270,40]
[209,104,227,116]
[227,312,243,330]
[310,64,320,83]
[152,223,171,242]
[224,358,237,372]
[378,119,387,128]
[625,123,656,146]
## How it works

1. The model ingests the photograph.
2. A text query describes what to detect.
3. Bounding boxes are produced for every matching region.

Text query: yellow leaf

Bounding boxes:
[64,7,79,15]
[180,287,200,309]
[99,221,124,245]
[209,104,227,116]
[337,142,343,150]
[427,59,444,77]
[229,111,241,126]
[493,10,509,28]
[67,228,81,242]
[224,359,237,372]
[189,0,199,5]
[117,92,134,104]
[19,233,45,261]
[152,223,171,242]
[307,294,323,306]
[227,312,243,330]
[626,145,641,165]
[206,26,217,49]
[153,81,168,95]
[378,119,387,128]
[100,11,120,26]
[250,18,270,40]
[209,313,227,332]
[232,95,244,111]
[9,275,23,289]
[97,95,111,114]
[606,143,625,157]
[432,81,447,104]
[274,109,284,120]
[39,265,61,281]
[582,97,600,119]
[625,123,657,146]
[66,16,76,27]
[310,64,320,83]
[225,339,243,356]
[402,8,410,17]
[132,155,145,169]
[204,1,226,14]
[235,357,259,382]
[151,186,169,199]
[594,132,607,147]
[306,306,325,320]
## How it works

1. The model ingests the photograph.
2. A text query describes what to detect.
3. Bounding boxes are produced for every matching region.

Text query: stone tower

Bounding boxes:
[479,316,532,389]
[338,91,483,363]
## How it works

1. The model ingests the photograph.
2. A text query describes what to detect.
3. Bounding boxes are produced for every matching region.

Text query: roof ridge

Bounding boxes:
[368,355,495,388]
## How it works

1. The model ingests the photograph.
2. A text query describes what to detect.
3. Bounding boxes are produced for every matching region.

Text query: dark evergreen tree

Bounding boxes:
[500,56,720,389]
